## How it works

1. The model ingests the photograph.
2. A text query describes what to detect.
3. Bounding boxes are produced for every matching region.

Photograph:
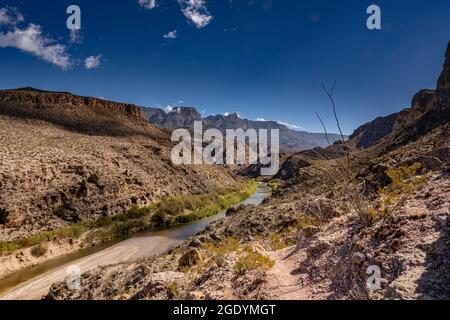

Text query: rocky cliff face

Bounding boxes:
[437,43,450,89]
[141,108,344,151]
[141,107,202,130]
[350,42,450,150]
[0,87,142,118]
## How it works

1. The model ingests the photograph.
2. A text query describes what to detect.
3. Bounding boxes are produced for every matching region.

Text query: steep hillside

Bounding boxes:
[0,88,239,242]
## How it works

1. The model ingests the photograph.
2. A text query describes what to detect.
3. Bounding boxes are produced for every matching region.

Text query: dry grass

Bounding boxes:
[233,246,275,276]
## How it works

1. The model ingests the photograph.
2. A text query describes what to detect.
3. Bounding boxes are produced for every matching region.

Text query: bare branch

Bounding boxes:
[321,81,350,161]
[315,111,332,147]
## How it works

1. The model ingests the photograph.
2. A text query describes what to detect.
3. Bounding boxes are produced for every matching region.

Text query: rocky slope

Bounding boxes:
[45,43,450,301]
[141,107,344,151]
[0,88,239,242]
[350,43,450,150]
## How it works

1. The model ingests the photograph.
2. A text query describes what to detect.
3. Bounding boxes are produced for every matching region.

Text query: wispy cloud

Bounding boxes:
[0,7,71,69]
[69,29,82,44]
[0,7,24,26]
[138,0,158,10]
[163,30,178,39]
[84,54,102,69]
[178,0,213,28]
[277,121,304,130]
[0,24,72,70]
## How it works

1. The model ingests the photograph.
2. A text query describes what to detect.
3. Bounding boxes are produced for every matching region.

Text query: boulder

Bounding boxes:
[225,206,238,217]
[178,249,202,268]
[186,291,205,300]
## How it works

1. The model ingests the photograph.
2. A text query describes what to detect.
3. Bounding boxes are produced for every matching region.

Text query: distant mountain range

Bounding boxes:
[140,107,345,151]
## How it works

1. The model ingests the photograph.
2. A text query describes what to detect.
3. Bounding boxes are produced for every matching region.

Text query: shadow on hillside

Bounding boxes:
[416,218,450,300]
[0,102,170,144]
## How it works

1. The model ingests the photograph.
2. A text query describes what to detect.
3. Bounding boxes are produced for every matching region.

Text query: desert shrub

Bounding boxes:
[93,216,113,227]
[151,211,168,228]
[0,241,19,254]
[267,181,280,192]
[167,282,183,300]
[30,243,48,257]
[112,221,144,238]
[157,196,186,216]
[269,229,296,251]
[297,215,320,229]
[269,233,285,251]
[205,237,240,267]
[115,206,152,221]
[368,163,425,225]
[233,247,275,276]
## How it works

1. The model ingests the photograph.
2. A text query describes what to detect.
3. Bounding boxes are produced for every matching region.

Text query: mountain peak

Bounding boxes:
[437,42,450,89]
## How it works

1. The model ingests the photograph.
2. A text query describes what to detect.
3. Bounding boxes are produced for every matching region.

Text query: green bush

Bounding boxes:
[151,211,168,228]
[31,243,48,257]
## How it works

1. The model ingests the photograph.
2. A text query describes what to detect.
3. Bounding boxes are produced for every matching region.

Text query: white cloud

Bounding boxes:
[277,121,304,130]
[0,7,24,26]
[69,29,82,44]
[223,112,242,118]
[0,23,72,69]
[163,30,178,39]
[138,0,158,10]
[256,117,267,122]
[178,0,213,28]
[164,105,174,113]
[84,54,102,69]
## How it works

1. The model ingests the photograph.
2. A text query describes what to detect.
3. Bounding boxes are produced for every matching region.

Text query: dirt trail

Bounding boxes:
[265,248,311,300]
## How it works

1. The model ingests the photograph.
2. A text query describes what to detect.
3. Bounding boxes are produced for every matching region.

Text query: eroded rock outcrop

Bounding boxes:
[350,42,450,150]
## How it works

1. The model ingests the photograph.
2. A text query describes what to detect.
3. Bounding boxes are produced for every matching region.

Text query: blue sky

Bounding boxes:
[0,0,449,134]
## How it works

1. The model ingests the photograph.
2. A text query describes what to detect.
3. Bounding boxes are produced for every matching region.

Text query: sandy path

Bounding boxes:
[0,236,177,300]
[265,247,311,300]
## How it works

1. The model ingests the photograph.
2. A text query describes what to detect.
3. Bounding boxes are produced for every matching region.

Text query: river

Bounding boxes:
[0,183,271,300]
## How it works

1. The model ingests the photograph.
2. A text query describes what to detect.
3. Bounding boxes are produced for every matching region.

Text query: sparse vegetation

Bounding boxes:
[233,246,275,276]
[204,237,240,267]
[0,223,87,255]
[166,282,183,300]
[0,181,257,255]
[315,82,373,225]
[174,181,257,224]
[30,243,48,257]
[267,180,280,192]
[269,227,296,251]
[369,163,425,225]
